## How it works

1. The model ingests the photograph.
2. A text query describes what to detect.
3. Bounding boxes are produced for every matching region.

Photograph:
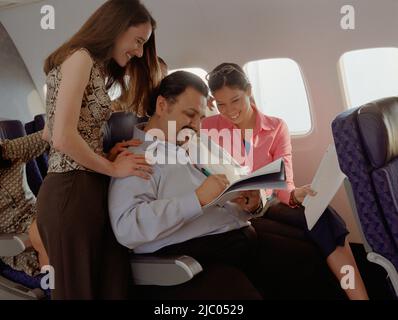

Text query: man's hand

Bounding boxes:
[108,139,143,162]
[232,190,261,213]
[195,174,230,207]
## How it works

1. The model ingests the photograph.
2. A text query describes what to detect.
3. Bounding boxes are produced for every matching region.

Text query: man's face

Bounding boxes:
[161,87,207,144]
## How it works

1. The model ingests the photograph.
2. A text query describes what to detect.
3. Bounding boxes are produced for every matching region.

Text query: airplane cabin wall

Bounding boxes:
[0,22,44,123]
[1,0,398,243]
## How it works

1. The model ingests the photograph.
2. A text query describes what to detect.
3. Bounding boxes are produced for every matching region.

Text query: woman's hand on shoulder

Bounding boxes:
[107,139,143,162]
[111,150,153,179]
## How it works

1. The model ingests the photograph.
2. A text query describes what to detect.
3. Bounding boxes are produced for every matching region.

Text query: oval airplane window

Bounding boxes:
[108,84,122,101]
[169,67,208,84]
[243,58,312,136]
[339,47,398,108]
[169,67,219,117]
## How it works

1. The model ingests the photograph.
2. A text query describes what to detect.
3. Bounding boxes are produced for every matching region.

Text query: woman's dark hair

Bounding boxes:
[44,0,161,115]
[147,71,209,117]
[157,56,168,78]
[207,63,251,93]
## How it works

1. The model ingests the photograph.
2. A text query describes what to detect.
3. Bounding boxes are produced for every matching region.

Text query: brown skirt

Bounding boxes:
[36,170,132,300]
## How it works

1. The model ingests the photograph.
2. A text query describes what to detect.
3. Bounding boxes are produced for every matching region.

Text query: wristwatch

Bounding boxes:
[289,189,302,208]
[250,200,265,216]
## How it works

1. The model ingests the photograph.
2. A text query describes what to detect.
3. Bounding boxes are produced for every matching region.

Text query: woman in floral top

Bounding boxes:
[36,0,161,300]
[0,131,49,276]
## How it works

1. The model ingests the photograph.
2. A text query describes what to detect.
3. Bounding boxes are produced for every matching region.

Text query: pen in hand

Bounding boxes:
[201,168,212,177]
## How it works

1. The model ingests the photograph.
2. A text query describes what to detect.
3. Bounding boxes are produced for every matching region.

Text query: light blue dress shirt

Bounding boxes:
[108,124,251,254]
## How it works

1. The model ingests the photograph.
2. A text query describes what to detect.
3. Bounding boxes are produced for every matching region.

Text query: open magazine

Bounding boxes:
[181,131,287,209]
[203,158,286,208]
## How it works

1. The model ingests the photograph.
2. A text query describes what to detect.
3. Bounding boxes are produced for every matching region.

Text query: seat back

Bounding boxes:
[0,119,43,196]
[24,114,48,179]
[103,111,148,153]
[332,97,398,270]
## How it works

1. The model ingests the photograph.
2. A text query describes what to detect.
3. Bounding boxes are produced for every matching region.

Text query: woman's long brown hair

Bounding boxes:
[44,0,161,115]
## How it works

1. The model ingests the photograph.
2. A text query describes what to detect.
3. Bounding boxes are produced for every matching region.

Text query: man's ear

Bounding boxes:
[155,95,168,116]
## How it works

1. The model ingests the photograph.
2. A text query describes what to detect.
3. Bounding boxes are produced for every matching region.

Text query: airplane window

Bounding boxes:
[169,67,220,117]
[169,67,208,85]
[108,84,122,101]
[107,76,127,101]
[243,58,312,136]
[339,48,398,108]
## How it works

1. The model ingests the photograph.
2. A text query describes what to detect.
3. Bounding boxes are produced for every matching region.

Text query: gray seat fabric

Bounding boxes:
[103,112,148,153]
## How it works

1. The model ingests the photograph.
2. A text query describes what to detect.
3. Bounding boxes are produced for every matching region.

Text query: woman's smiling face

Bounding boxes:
[112,22,152,67]
[212,85,252,125]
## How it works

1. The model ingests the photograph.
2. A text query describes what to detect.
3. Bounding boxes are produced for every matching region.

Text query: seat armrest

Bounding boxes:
[0,233,30,257]
[130,255,203,286]
[0,275,45,300]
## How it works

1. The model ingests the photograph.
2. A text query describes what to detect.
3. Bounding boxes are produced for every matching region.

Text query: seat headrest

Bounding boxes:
[34,114,45,131]
[0,120,26,140]
[103,112,148,153]
[357,97,398,168]
[25,114,46,135]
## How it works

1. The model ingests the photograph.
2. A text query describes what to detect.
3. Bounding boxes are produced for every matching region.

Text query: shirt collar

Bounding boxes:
[134,123,192,163]
[256,108,274,131]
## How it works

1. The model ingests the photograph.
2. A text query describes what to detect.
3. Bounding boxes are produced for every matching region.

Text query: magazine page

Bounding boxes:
[203,158,286,208]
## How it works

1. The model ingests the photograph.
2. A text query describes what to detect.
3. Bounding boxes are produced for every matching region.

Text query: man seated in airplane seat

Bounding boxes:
[0,130,50,276]
[108,71,345,299]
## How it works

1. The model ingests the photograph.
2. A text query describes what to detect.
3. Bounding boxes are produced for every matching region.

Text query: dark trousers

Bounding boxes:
[250,203,348,299]
[36,171,132,300]
[148,212,347,300]
[263,203,349,258]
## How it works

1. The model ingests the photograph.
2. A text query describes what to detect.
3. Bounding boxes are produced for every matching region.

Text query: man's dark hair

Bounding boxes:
[147,71,209,117]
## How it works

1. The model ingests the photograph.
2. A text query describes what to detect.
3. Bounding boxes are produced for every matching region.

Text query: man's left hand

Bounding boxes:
[232,190,261,213]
